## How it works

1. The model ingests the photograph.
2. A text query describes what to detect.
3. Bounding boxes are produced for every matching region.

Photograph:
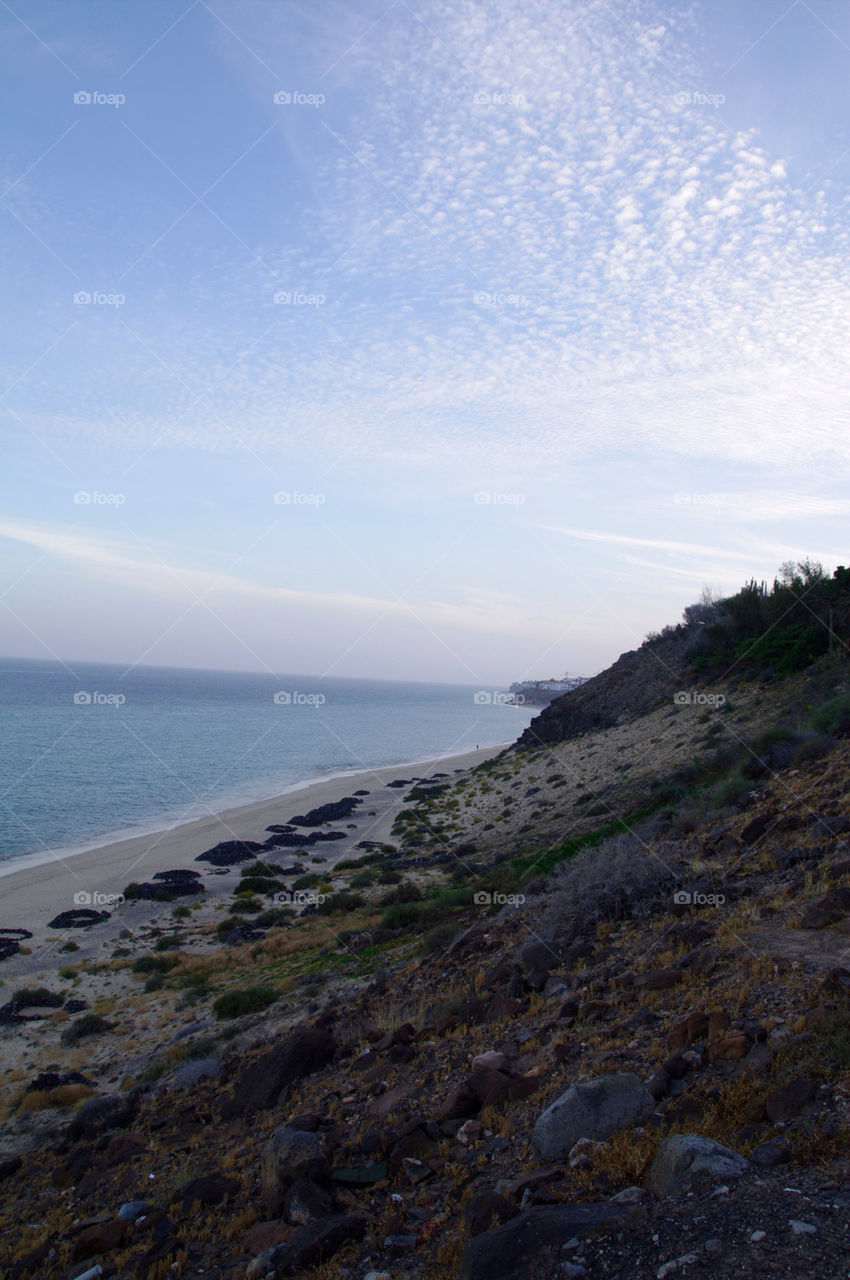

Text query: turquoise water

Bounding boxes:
[0,659,532,862]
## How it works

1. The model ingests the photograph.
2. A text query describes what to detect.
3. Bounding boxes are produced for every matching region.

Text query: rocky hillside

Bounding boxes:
[1,648,850,1280]
[514,628,700,750]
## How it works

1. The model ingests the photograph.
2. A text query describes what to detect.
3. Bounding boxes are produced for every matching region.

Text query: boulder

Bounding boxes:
[801,887,850,929]
[223,1026,336,1117]
[261,1127,324,1212]
[532,1072,655,1162]
[284,1176,334,1225]
[196,839,265,866]
[46,908,110,929]
[67,1094,137,1142]
[248,1211,368,1277]
[175,1171,240,1207]
[644,1134,749,1198]
[764,1078,816,1123]
[458,1203,643,1280]
[71,1219,126,1262]
[751,1139,792,1167]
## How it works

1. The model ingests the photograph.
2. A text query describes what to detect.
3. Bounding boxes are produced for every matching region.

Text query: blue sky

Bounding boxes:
[2,0,850,684]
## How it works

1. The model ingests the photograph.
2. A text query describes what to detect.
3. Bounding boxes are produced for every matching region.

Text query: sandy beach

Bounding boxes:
[0,743,507,958]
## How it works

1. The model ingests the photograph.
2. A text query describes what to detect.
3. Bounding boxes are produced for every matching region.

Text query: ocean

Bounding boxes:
[0,658,533,864]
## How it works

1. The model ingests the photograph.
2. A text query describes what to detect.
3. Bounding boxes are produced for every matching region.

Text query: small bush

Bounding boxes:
[172,905,190,919]
[423,923,458,954]
[132,954,178,975]
[213,985,278,1020]
[317,891,364,915]
[377,868,402,885]
[535,834,683,945]
[379,882,422,907]
[810,692,850,737]
[238,876,281,895]
[62,1013,112,1045]
[255,907,294,928]
[792,734,834,766]
[293,874,321,890]
[186,1036,218,1059]
[349,871,375,888]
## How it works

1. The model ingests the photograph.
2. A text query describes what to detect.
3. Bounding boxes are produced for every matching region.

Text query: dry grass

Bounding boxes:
[17,1082,95,1111]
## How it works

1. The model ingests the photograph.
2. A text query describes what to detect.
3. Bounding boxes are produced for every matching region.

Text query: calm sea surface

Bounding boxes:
[0,659,533,863]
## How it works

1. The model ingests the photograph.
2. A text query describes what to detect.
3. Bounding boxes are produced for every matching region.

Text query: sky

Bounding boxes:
[1,0,850,686]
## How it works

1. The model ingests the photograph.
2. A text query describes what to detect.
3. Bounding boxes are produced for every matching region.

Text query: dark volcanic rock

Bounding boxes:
[0,1156,22,1183]
[288,797,362,826]
[257,1212,368,1273]
[459,1203,643,1280]
[800,887,850,929]
[223,1026,337,1117]
[128,876,205,901]
[196,839,265,866]
[0,927,32,962]
[514,630,695,749]
[67,1094,138,1142]
[174,1171,240,1207]
[764,1078,817,1123]
[47,908,110,929]
[29,1069,95,1092]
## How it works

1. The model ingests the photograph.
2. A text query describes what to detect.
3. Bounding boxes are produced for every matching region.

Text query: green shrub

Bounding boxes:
[238,875,281,895]
[172,905,190,920]
[61,1013,112,1045]
[317,891,364,915]
[132,954,178,975]
[255,907,294,928]
[377,868,402,885]
[293,874,321,890]
[423,923,458,954]
[186,1036,217,1060]
[379,882,422,907]
[349,871,375,888]
[810,692,850,737]
[213,985,278,1020]
[792,734,834,766]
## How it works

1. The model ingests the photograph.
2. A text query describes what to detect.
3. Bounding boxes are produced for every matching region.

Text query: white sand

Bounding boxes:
[0,744,506,947]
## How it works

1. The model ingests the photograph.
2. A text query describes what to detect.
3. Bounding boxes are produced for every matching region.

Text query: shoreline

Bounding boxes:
[0,737,517,882]
[0,741,510,955]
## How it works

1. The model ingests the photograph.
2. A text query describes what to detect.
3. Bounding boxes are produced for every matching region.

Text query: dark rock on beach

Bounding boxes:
[0,927,32,961]
[46,908,110,929]
[196,839,266,866]
[288,797,362,826]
